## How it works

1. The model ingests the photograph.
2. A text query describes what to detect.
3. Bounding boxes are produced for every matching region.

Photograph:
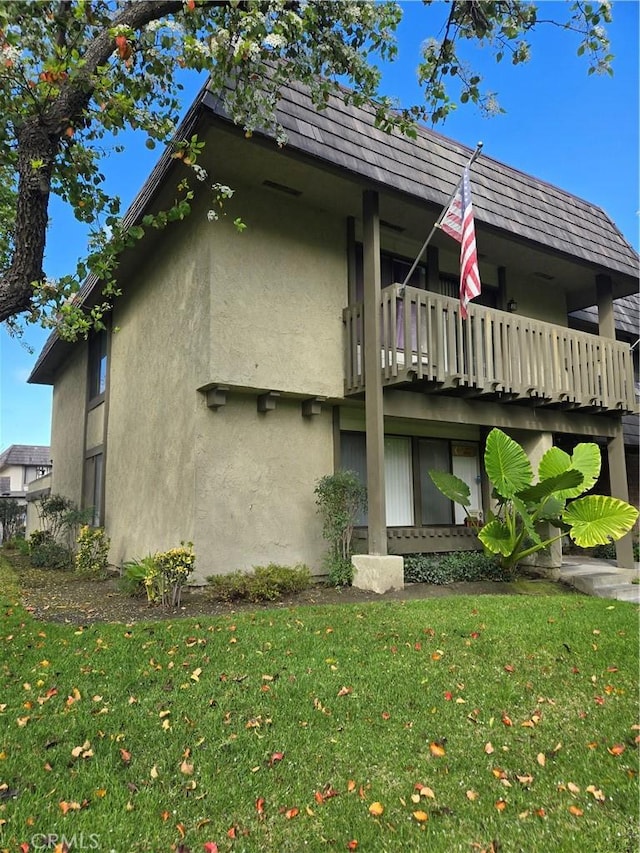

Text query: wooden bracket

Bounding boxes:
[301,396,326,417]
[205,385,229,409]
[257,391,280,413]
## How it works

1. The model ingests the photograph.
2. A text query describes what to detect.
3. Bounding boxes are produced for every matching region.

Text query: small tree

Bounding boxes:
[430,428,638,576]
[0,498,24,542]
[315,471,367,586]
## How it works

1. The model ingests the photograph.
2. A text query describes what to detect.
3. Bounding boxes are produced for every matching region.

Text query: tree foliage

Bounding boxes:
[0,0,613,337]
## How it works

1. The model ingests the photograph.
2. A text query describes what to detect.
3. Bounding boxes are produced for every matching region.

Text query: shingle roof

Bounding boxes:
[30,78,638,385]
[202,80,639,281]
[570,293,640,340]
[0,445,51,469]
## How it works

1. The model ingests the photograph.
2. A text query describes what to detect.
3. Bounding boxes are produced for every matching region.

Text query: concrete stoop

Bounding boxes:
[555,557,640,602]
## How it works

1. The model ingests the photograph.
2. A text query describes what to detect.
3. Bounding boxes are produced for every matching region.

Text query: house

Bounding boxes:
[28,80,639,584]
[0,444,51,501]
[0,444,51,537]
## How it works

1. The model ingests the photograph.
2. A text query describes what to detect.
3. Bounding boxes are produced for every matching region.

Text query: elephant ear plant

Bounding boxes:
[430,428,638,575]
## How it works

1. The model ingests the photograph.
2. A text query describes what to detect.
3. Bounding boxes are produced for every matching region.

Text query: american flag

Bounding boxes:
[439,166,481,319]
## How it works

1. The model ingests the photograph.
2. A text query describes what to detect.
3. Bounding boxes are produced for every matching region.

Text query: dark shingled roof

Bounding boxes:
[0,445,51,469]
[203,79,639,281]
[570,293,640,340]
[30,78,638,385]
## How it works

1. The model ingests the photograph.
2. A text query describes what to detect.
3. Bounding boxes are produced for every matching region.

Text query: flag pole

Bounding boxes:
[400,141,484,289]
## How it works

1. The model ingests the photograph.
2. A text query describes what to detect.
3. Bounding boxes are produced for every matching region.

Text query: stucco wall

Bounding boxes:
[50,344,87,508]
[194,396,333,578]
[201,185,345,397]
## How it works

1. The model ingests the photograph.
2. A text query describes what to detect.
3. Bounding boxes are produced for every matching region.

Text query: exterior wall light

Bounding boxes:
[507,299,518,313]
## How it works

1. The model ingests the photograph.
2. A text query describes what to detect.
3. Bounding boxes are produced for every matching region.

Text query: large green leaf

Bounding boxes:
[563,495,639,548]
[538,443,600,500]
[429,471,470,507]
[515,470,583,503]
[478,518,515,556]
[511,496,542,548]
[484,429,533,499]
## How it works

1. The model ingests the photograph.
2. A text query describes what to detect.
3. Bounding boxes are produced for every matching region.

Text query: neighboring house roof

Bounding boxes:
[570,292,640,340]
[29,78,639,384]
[202,81,639,282]
[0,445,51,469]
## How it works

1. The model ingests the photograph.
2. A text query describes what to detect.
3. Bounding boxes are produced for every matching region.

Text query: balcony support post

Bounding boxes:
[596,274,633,568]
[362,189,387,556]
[607,424,635,568]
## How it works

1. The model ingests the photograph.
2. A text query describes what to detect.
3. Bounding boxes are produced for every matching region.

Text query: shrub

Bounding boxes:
[315,471,367,586]
[29,530,72,570]
[592,540,640,561]
[155,543,196,607]
[120,555,160,602]
[206,563,312,603]
[75,526,110,578]
[403,551,509,585]
[3,535,29,556]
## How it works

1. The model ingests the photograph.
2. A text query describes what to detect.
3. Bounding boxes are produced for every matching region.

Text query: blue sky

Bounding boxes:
[1,0,638,450]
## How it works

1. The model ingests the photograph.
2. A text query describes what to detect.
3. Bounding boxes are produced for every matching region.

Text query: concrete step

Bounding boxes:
[556,559,640,601]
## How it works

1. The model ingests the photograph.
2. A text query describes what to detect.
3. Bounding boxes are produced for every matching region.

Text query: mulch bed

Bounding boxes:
[5,552,567,625]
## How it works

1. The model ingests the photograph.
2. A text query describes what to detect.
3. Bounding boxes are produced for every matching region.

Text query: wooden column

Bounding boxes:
[363,190,387,555]
[596,274,615,339]
[597,274,634,568]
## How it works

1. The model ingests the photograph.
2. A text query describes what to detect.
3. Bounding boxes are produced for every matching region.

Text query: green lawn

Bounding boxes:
[1,557,638,853]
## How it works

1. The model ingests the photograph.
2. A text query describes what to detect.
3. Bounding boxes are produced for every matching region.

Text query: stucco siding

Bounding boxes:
[194,396,333,579]
[105,209,210,567]
[205,185,346,397]
[50,344,87,507]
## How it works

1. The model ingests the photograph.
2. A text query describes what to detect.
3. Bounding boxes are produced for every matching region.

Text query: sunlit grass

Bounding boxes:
[1,556,638,852]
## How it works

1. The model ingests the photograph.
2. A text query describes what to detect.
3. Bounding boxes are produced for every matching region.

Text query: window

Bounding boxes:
[88,330,107,401]
[340,432,481,527]
[84,451,103,526]
[354,245,427,302]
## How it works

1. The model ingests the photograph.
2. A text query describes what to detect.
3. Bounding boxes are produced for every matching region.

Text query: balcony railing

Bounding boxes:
[343,284,636,413]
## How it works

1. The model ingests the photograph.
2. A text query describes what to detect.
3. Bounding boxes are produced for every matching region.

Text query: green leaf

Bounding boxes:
[512,496,542,547]
[538,443,600,499]
[429,471,471,507]
[515,469,583,503]
[484,429,533,499]
[563,496,639,547]
[478,519,514,557]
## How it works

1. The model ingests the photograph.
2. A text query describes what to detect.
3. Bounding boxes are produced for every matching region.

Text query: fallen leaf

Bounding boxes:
[536,753,546,767]
[285,807,299,819]
[256,796,265,816]
[429,742,446,757]
[412,810,429,822]
[504,664,515,673]
[607,743,626,756]
[368,801,384,816]
[226,826,235,839]
[176,822,186,839]
[502,714,513,727]
[337,686,353,697]
[568,805,584,817]
[120,748,131,764]
[586,785,605,802]
[516,774,533,786]
[495,799,507,811]
[381,711,391,720]
[484,742,495,755]
[567,782,580,794]
[347,780,356,793]
[269,752,284,766]
[420,786,435,799]
[347,842,358,851]
[180,760,194,775]
[466,790,479,801]
[150,765,159,779]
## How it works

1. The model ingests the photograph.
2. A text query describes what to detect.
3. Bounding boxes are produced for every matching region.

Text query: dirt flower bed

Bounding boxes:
[4,551,571,624]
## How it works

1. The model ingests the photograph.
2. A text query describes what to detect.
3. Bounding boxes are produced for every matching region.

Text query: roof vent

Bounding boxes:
[262,180,302,197]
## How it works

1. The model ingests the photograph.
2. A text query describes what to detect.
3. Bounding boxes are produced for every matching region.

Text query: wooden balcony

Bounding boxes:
[344,284,636,413]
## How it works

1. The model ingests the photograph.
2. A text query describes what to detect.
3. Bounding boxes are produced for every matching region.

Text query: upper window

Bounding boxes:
[354,245,427,301]
[88,330,107,401]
